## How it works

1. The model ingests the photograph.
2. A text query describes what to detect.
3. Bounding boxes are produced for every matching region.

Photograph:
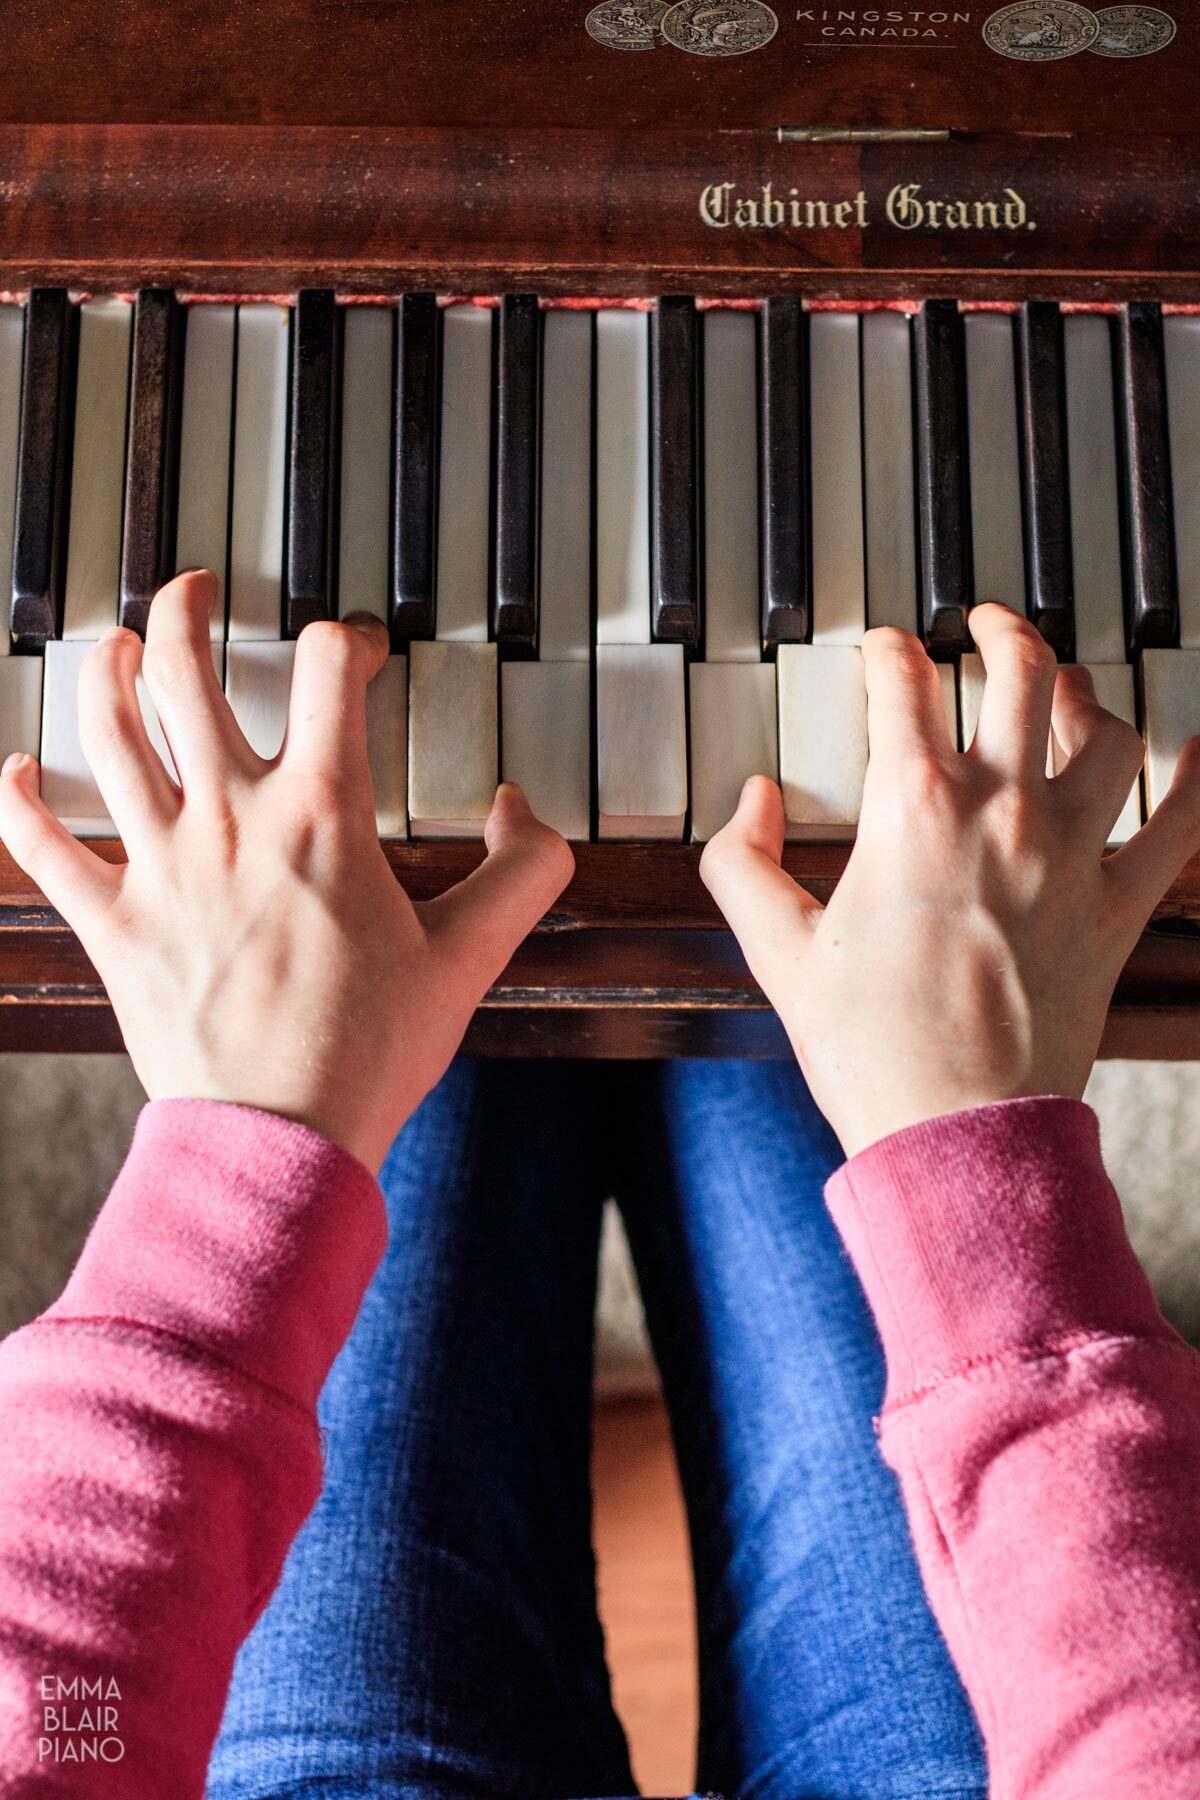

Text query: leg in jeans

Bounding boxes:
[610,1059,988,1800]
[207,1058,636,1800]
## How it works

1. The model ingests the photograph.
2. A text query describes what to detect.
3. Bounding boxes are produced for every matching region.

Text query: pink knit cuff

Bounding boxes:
[825,1097,1171,1405]
[48,1099,387,1410]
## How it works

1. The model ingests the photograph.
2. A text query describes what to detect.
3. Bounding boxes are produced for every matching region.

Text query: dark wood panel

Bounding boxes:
[0,0,1192,137]
[4,841,1200,929]
[2,848,1200,1055]
[0,128,1198,297]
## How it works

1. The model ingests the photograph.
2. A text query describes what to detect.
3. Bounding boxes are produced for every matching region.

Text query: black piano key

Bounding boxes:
[493,294,540,650]
[651,296,700,647]
[393,293,439,643]
[285,289,340,637]
[120,289,186,638]
[1116,301,1178,652]
[760,296,808,649]
[11,290,76,647]
[1016,302,1074,658]
[913,300,972,656]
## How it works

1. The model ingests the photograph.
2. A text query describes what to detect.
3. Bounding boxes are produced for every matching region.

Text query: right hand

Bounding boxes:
[0,571,573,1172]
[701,605,1200,1158]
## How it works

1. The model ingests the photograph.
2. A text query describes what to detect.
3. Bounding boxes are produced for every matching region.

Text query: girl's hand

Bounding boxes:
[0,572,574,1172]
[701,604,1200,1157]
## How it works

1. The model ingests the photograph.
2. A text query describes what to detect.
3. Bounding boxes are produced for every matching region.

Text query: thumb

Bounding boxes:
[416,784,575,991]
[700,776,823,995]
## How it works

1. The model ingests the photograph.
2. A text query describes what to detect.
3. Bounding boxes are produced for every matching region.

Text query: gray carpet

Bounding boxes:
[1,1056,1198,1366]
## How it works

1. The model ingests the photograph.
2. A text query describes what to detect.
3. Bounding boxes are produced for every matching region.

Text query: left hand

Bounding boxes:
[0,572,574,1171]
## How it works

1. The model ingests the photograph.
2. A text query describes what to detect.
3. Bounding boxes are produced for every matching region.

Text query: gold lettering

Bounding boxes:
[1003,187,1027,229]
[699,182,735,227]
[885,182,924,228]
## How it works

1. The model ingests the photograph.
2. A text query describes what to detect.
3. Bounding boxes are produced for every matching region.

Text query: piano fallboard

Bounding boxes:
[0,126,1198,300]
[3,844,1199,1058]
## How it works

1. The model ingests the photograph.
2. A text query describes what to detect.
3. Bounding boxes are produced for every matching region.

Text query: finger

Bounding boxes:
[417,784,574,990]
[969,603,1059,783]
[699,776,822,996]
[142,569,248,785]
[282,615,390,790]
[1049,664,1145,825]
[77,627,179,846]
[0,753,120,926]
[861,628,955,764]
[1105,736,1200,925]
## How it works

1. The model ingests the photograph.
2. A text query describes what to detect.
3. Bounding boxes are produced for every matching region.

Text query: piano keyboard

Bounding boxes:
[0,292,1198,844]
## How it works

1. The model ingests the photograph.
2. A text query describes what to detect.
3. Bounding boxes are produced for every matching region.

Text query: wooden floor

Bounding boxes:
[593,1395,697,1797]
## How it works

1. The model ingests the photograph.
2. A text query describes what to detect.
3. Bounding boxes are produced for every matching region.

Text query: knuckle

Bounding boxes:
[1009,632,1058,679]
[1108,716,1146,768]
[700,828,748,883]
[143,636,201,697]
[10,820,60,881]
[299,619,358,674]
[864,625,920,658]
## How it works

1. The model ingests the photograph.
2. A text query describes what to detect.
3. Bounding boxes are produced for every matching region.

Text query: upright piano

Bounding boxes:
[0,0,1199,1055]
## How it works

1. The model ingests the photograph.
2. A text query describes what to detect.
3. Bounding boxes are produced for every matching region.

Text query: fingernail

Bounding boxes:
[342,610,387,636]
[2,752,28,775]
[98,625,131,645]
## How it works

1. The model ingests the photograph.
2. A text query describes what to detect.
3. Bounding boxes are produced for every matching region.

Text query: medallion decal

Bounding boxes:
[1090,4,1176,54]
[982,1,1101,58]
[659,0,779,55]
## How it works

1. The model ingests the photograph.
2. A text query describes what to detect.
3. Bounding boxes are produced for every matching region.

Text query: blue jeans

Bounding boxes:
[207,1060,987,1800]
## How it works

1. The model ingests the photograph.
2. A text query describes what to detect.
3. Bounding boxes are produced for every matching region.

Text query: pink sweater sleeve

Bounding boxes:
[827,1096,1200,1798]
[0,1099,386,1796]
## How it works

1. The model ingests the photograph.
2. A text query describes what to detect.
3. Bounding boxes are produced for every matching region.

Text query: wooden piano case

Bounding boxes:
[0,0,1198,1056]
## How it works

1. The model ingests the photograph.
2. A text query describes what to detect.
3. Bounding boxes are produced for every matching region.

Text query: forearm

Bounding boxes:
[827,1098,1200,1798]
[0,1101,386,1795]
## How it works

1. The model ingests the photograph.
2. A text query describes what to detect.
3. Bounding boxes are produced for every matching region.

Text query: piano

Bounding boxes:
[1,0,1199,1056]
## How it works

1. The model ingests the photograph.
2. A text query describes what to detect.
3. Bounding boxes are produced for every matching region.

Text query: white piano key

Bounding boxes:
[0,306,24,655]
[596,643,686,839]
[1165,316,1200,650]
[596,310,651,645]
[63,299,132,639]
[1065,314,1126,664]
[689,661,777,843]
[225,640,295,758]
[809,311,865,645]
[40,642,112,836]
[435,304,493,642]
[938,661,960,748]
[539,310,593,662]
[1045,662,1141,843]
[862,311,918,634]
[0,658,43,761]
[501,661,590,840]
[778,644,866,839]
[960,651,985,747]
[1141,648,1200,816]
[228,305,289,640]
[408,640,497,837]
[175,303,235,640]
[703,311,760,661]
[366,654,408,837]
[964,312,1025,613]
[137,644,225,781]
[338,306,394,626]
